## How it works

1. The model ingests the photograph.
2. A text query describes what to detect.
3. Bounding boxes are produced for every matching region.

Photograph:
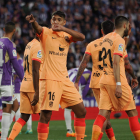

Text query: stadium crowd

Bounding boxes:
[0,0,140,95]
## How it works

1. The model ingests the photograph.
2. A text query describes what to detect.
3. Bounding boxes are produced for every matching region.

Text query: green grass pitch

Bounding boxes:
[13,119,135,140]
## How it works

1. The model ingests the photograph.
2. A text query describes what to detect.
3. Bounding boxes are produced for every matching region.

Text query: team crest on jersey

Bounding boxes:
[12,50,17,57]
[118,44,123,52]
[37,50,42,58]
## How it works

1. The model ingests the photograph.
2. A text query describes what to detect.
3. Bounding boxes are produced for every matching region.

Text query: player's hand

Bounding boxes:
[52,24,64,31]
[26,14,35,23]
[115,85,122,98]
[131,78,138,89]
[74,83,79,91]
[31,92,39,106]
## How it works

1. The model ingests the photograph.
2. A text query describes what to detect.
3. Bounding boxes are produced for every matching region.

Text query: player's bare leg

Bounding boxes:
[69,102,86,140]
[125,109,140,140]
[37,110,51,140]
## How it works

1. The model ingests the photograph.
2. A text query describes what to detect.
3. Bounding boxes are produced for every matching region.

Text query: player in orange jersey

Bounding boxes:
[91,16,140,140]
[26,11,86,140]
[75,20,138,140]
[8,37,42,140]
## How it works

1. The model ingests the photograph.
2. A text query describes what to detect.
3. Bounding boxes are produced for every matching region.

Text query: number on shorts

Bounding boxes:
[48,92,55,101]
[24,55,29,72]
[98,47,113,70]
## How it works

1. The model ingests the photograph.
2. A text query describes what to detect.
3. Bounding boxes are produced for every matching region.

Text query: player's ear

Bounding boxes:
[50,19,53,25]
[63,19,66,26]
[13,29,16,33]
[3,28,5,32]
[123,22,126,29]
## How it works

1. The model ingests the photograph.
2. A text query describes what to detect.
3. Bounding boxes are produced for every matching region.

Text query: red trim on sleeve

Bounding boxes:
[85,52,91,55]
[36,28,44,37]
[70,36,76,43]
[113,53,123,57]
[124,54,128,58]
[32,58,41,63]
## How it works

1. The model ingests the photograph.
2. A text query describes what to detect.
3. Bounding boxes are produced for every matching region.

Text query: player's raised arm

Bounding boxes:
[74,53,91,90]
[26,14,43,35]
[52,24,85,42]
[31,60,40,106]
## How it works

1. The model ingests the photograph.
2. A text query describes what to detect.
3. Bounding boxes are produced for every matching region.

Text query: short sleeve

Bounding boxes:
[7,42,17,60]
[36,27,49,40]
[113,38,125,57]
[123,50,128,58]
[31,43,42,63]
[85,43,91,55]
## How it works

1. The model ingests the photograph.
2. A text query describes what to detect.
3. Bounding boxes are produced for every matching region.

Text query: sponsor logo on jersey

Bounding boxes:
[12,50,17,57]
[49,51,67,56]
[93,72,100,77]
[59,44,65,51]
[118,44,123,52]
[37,50,42,58]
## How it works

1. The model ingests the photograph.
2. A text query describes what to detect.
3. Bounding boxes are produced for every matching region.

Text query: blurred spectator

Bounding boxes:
[38,0,49,12]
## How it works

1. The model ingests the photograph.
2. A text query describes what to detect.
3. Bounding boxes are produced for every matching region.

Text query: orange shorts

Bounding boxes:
[99,84,136,111]
[39,79,83,111]
[92,88,100,106]
[20,92,40,114]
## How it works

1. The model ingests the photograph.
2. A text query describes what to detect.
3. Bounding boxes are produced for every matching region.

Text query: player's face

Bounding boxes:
[123,22,129,37]
[51,15,66,26]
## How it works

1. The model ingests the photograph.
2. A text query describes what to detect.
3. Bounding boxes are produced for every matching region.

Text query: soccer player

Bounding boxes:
[75,20,116,140]
[91,16,140,140]
[13,47,33,134]
[65,68,91,137]
[8,36,42,140]
[26,11,86,140]
[0,22,23,140]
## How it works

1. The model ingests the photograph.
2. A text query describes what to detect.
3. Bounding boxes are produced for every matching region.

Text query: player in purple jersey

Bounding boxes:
[64,68,91,137]
[0,22,23,140]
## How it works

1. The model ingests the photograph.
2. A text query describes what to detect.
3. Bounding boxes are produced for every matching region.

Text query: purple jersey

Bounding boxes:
[0,37,17,85]
[14,58,24,93]
[68,68,91,98]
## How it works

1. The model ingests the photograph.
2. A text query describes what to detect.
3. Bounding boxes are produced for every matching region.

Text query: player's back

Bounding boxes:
[20,38,42,92]
[100,32,127,85]
[0,37,17,86]
[85,37,104,88]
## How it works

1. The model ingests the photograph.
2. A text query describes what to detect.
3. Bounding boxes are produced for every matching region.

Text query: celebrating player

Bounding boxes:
[65,68,91,137]
[8,37,42,140]
[26,11,86,140]
[0,22,23,140]
[92,16,140,140]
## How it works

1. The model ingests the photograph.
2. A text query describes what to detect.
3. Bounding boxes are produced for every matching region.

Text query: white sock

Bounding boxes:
[15,108,20,121]
[1,112,11,140]
[10,110,16,125]
[27,115,32,130]
[64,108,73,133]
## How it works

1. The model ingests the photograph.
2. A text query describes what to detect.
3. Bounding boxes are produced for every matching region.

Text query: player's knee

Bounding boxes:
[126,109,138,117]
[2,103,12,113]
[40,110,52,124]
[77,108,86,118]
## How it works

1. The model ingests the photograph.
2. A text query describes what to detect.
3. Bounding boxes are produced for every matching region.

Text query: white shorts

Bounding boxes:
[0,74,16,104]
[14,94,20,103]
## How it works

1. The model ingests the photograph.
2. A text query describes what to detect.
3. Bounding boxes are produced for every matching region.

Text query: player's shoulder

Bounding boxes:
[42,26,51,34]
[88,37,103,47]
[1,37,16,49]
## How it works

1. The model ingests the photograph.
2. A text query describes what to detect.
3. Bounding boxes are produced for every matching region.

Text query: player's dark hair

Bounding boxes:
[51,11,65,19]
[4,22,15,33]
[101,20,114,35]
[115,16,128,29]
[16,47,22,54]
